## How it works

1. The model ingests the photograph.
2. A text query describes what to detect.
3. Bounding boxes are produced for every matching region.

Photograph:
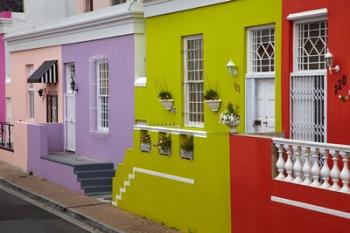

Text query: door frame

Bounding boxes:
[64,63,76,152]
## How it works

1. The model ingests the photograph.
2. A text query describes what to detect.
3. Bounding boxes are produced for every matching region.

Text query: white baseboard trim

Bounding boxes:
[271,196,350,220]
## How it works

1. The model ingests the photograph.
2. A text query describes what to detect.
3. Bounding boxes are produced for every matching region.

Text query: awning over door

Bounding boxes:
[27,60,58,84]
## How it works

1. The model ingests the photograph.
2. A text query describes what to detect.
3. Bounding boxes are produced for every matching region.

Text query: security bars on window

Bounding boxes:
[184,36,204,127]
[249,27,275,73]
[296,20,328,71]
[97,59,109,132]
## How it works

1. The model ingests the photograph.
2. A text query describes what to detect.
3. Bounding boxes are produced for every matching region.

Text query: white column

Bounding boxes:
[330,150,340,191]
[311,147,321,187]
[302,147,312,185]
[320,149,330,189]
[276,144,286,180]
[340,152,350,193]
[293,146,302,183]
[284,145,294,182]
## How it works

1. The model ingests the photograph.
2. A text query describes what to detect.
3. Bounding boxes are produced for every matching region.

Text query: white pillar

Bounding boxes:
[330,150,340,190]
[311,147,321,187]
[284,145,294,182]
[293,146,302,183]
[340,152,350,193]
[276,144,286,180]
[302,147,312,185]
[320,149,330,189]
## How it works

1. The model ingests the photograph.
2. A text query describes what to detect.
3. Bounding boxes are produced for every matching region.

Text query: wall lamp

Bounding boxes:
[37,88,46,97]
[325,49,340,74]
[226,58,238,77]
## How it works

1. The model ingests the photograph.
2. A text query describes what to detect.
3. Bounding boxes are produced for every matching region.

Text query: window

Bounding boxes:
[6,97,12,123]
[84,0,93,12]
[290,19,328,142]
[296,20,328,71]
[66,63,75,94]
[89,58,109,133]
[47,94,58,123]
[184,35,204,127]
[26,65,34,119]
[248,26,275,73]
[112,0,126,5]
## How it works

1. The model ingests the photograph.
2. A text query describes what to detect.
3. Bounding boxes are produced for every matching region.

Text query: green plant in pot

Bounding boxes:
[158,91,174,110]
[219,102,240,133]
[140,132,151,153]
[204,89,221,112]
[180,135,194,160]
[158,133,171,156]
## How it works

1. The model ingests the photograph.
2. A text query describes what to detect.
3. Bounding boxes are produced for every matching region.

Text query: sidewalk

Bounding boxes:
[0,161,179,233]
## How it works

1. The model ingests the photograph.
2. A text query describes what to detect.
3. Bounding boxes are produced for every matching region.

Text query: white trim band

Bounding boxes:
[134,167,195,184]
[287,8,328,21]
[134,124,207,138]
[271,196,350,219]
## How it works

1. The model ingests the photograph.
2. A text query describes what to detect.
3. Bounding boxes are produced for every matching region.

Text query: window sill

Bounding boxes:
[90,130,110,137]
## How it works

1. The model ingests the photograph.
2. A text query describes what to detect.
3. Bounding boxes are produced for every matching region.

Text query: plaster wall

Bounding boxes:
[75,0,112,14]
[0,33,5,122]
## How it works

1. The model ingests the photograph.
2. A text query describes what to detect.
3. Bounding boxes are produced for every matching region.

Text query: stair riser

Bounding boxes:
[80,179,112,187]
[76,171,115,179]
[74,164,114,172]
[84,186,112,194]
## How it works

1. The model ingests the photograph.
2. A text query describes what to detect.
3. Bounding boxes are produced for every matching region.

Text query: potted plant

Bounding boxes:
[158,133,171,156]
[180,136,194,160]
[140,133,151,152]
[204,89,221,112]
[219,102,240,133]
[158,91,174,110]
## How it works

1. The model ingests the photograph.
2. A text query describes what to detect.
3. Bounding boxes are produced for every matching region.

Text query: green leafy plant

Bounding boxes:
[204,89,220,100]
[158,133,172,150]
[219,102,240,127]
[158,91,173,100]
[181,136,194,152]
[140,134,151,144]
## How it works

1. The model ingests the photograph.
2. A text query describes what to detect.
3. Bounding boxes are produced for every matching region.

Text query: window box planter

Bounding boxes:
[226,119,240,133]
[160,99,174,110]
[140,142,151,153]
[159,147,171,156]
[180,149,193,160]
[205,99,221,112]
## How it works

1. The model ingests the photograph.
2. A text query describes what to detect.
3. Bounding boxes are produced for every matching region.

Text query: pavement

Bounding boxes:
[0,161,179,233]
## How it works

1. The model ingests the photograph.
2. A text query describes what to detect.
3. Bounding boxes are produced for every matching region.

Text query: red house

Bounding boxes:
[230,1,350,232]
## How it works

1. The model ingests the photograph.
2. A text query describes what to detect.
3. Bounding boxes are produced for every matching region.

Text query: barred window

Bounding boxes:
[296,20,328,71]
[112,0,126,5]
[184,35,204,127]
[248,26,275,73]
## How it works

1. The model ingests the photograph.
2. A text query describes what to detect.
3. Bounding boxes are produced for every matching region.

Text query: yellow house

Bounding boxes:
[113,0,281,232]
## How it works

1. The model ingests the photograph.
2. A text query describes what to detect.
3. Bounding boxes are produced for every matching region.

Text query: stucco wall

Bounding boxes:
[6,46,63,124]
[62,36,135,164]
[75,0,112,14]
[0,33,5,122]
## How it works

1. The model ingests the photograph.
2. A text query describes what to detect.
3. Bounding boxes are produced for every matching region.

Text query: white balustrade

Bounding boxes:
[273,137,350,194]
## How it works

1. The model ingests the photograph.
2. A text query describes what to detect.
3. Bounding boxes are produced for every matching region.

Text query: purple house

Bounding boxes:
[18,3,145,196]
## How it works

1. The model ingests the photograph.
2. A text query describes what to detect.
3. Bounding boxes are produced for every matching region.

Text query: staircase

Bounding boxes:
[74,163,115,196]
[115,172,135,206]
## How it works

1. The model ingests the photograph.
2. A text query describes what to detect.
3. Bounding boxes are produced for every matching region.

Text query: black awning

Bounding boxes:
[27,60,58,84]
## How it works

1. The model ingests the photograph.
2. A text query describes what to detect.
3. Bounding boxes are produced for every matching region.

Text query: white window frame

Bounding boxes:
[26,65,35,120]
[245,25,276,133]
[6,97,12,123]
[290,17,328,142]
[184,35,204,128]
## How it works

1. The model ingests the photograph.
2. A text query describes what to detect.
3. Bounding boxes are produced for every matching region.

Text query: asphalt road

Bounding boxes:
[0,189,89,233]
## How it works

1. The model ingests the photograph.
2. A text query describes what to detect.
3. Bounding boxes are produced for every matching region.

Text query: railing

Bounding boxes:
[273,137,350,193]
[0,122,14,152]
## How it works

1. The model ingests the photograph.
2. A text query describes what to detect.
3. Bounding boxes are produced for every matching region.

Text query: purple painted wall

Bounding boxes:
[62,35,135,164]
[27,123,81,192]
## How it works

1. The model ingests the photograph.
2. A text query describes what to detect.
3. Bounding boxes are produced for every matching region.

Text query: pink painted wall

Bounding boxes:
[6,46,63,124]
[75,0,112,14]
[0,33,5,123]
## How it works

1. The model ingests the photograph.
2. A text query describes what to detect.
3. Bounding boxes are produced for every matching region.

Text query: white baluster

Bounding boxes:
[320,149,330,189]
[302,147,312,185]
[275,144,286,180]
[340,152,350,193]
[311,147,321,187]
[284,145,294,182]
[293,146,302,183]
[330,150,340,190]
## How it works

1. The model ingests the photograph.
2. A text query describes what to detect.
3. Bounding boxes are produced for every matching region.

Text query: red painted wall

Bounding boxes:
[230,135,350,233]
[282,0,350,144]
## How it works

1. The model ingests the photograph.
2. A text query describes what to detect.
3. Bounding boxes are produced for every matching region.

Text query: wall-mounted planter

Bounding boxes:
[159,147,171,156]
[205,99,221,112]
[180,149,193,160]
[226,120,240,134]
[160,99,174,110]
[140,143,151,153]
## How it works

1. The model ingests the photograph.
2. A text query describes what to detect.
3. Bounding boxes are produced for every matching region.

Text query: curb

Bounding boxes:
[0,178,125,233]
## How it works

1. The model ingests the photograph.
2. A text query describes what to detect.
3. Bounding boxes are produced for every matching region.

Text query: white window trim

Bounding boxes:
[287,8,328,21]
[183,35,204,128]
[96,58,109,133]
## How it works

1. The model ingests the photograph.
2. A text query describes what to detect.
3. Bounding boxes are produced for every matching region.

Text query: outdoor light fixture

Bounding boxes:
[324,49,340,74]
[37,88,46,97]
[226,58,238,77]
[70,76,78,92]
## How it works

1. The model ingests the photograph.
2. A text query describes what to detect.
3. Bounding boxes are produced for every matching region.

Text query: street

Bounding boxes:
[0,189,89,233]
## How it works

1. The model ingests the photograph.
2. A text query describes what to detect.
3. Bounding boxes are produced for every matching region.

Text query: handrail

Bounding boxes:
[134,124,207,138]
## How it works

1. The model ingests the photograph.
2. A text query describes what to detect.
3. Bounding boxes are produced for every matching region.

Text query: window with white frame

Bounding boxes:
[291,19,328,142]
[112,0,126,5]
[248,26,275,74]
[26,65,34,120]
[89,58,109,133]
[184,35,204,127]
[6,97,12,123]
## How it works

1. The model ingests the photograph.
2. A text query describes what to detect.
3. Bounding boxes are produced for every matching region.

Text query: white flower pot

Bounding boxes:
[160,99,174,110]
[226,120,240,134]
[205,99,221,112]
[181,149,193,160]
[140,143,151,152]
[159,147,171,156]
